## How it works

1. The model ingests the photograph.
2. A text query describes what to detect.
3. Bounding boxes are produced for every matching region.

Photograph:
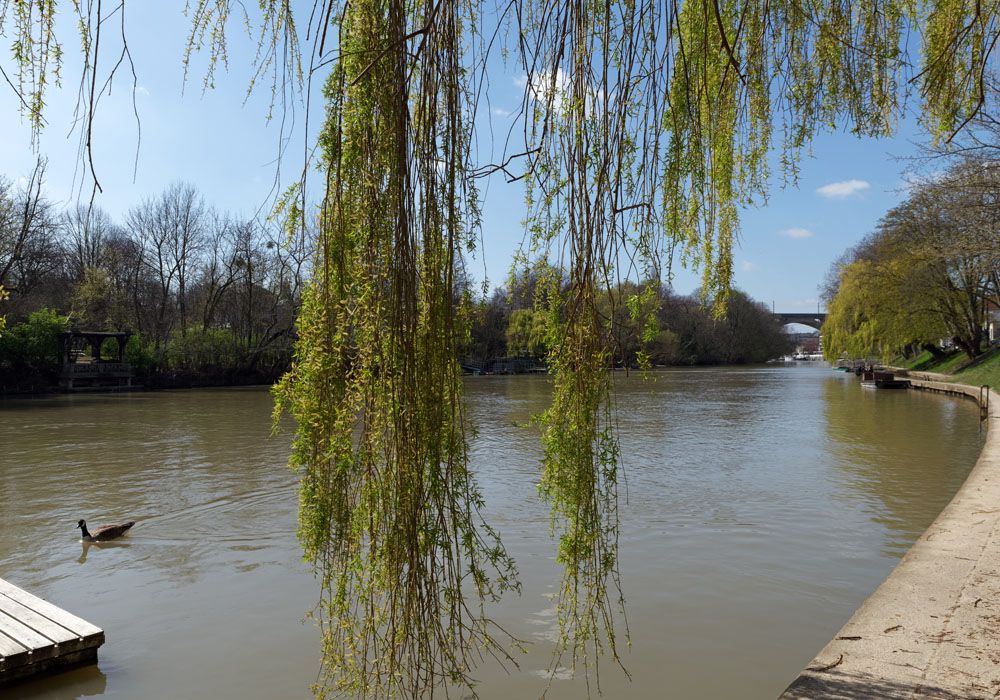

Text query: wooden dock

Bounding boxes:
[0,578,104,686]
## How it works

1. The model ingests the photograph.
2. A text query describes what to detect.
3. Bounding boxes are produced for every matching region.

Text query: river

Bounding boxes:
[0,365,984,699]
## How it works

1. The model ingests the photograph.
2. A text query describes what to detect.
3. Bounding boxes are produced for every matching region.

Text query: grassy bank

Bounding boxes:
[897,347,1000,387]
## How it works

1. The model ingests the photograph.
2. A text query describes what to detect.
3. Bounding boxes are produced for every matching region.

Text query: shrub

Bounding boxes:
[163,328,243,373]
[0,308,71,380]
[125,334,157,377]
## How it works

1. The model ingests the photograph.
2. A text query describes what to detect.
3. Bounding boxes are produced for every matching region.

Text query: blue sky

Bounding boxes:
[0,4,929,313]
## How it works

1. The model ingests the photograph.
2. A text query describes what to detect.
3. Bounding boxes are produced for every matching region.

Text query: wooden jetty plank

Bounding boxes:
[0,632,31,674]
[0,594,81,645]
[0,610,54,658]
[0,630,29,661]
[1,646,100,686]
[0,578,104,687]
[0,579,102,639]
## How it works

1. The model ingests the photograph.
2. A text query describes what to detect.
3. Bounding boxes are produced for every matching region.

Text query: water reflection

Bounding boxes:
[822,376,982,553]
[77,540,132,565]
[0,371,984,699]
[13,665,107,699]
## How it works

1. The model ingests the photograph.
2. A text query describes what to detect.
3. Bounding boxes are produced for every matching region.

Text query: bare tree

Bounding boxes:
[194,213,239,332]
[126,182,207,349]
[63,205,119,280]
[163,183,206,337]
[0,159,60,304]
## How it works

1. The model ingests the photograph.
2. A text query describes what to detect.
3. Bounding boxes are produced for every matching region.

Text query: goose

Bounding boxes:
[77,519,135,542]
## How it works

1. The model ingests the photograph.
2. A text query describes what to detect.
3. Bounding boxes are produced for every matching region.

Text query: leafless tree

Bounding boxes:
[0,159,60,303]
[194,212,239,331]
[62,205,119,280]
[126,182,207,348]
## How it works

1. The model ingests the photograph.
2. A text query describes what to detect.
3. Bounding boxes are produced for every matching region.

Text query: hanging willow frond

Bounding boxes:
[510,0,1000,685]
[0,0,60,136]
[273,0,519,697]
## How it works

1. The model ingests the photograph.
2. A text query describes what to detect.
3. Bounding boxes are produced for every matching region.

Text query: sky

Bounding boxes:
[0,3,932,315]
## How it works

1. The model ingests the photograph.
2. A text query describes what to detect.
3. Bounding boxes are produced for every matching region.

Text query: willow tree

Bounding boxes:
[825,161,1000,362]
[7,0,1000,697]
[823,255,947,361]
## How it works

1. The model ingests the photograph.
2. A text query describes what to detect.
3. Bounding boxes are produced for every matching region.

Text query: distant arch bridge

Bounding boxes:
[774,312,827,331]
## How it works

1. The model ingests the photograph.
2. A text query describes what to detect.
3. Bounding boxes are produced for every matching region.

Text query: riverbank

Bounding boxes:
[896,347,1000,388]
[0,369,285,397]
[781,378,1000,699]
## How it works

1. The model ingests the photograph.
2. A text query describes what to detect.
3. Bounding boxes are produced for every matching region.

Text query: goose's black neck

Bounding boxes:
[79,521,91,538]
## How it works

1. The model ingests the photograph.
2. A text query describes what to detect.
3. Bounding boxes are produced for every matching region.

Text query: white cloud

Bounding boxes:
[492,107,511,117]
[515,69,603,114]
[136,85,150,97]
[780,227,814,239]
[740,260,757,272]
[526,69,570,111]
[816,179,870,198]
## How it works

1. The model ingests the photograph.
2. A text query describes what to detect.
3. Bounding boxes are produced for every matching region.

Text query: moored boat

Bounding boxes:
[860,370,910,389]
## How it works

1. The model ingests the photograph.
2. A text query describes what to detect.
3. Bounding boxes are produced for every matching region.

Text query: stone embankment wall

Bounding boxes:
[781,379,1000,700]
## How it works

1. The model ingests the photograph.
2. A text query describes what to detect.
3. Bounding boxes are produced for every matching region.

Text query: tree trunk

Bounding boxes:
[952,335,979,360]
[920,342,946,361]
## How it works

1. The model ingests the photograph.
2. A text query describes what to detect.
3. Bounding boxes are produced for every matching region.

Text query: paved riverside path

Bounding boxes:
[781,380,1000,699]
[0,577,104,686]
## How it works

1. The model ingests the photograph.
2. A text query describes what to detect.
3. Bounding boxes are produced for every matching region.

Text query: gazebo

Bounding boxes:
[59,330,134,391]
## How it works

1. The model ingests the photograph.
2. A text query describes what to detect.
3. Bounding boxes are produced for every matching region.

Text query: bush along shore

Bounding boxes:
[1,288,794,394]
[0,309,293,394]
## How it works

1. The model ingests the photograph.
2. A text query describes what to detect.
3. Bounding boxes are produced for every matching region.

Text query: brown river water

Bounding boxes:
[0,365,984,699]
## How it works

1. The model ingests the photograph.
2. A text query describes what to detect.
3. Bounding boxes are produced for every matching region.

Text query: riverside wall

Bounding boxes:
[781,379,1000,699]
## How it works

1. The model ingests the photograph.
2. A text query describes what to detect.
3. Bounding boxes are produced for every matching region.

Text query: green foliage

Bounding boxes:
[505,308,548,358]
[273,1,517,696]
[608,285,662,369]
[823,253,950,362]
[824,260,889,360]
[98,337,118,360]
[125,334,156,377]
[163,328,242,372]
[70,268,114,330]
[538,281,626,677]
[0,308,69,379]
[468,275,790,368]
[1,0,61,135]
[824,161,998,361]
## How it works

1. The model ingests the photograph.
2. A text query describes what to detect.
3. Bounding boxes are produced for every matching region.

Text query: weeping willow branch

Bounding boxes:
[510,0,1000,687]
[273,0,518,697]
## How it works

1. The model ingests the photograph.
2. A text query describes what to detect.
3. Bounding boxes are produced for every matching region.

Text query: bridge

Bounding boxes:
[775,312,827,331]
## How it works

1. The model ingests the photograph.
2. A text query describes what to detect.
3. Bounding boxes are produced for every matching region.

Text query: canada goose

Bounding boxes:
[77,519,135,542]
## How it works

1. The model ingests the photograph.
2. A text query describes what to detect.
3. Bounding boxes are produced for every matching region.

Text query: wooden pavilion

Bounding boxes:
[58,330,134,391]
